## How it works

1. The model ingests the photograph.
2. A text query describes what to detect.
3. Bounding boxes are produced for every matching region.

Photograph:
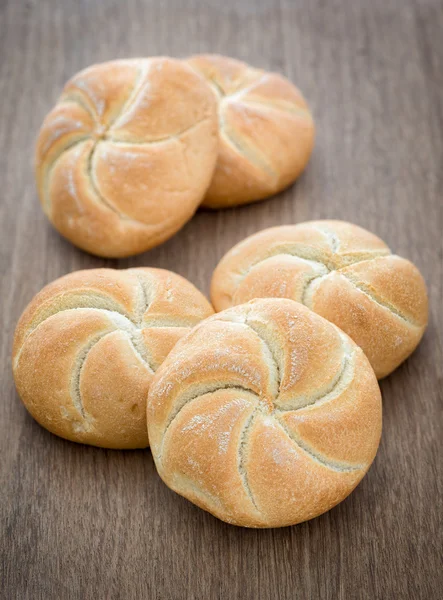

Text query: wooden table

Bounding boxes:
[1,0,442,598]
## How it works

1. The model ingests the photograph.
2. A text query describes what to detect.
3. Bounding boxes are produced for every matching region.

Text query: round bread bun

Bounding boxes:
[12,268,213,448]
[211,221,428,379]
[147,298,382,528]
[35,58,218,257]
[186,54,315,209]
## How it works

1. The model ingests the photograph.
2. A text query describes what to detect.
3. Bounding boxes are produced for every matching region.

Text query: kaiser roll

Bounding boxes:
[186,54,315,209]
[211,220,428,378]
[147,298,382,528]
[35,58,218,257]
[12,268,213,448]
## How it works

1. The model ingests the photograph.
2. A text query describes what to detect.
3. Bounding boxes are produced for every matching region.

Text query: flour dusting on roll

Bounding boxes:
[12,268,213,448]
[148,298,382,528]
[211,221,428,378]
[35,58,218,257]
[187,54,315,208]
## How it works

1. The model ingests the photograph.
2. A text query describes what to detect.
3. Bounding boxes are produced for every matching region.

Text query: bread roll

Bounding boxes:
[35,58,218,257]
[186,54,315,208]
[211,221,428,378]
[12,268,213,448]
[148,298,382,528]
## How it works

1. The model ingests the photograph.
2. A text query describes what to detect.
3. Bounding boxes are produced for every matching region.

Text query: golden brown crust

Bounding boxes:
[35,58,218,257]
[210,220,428,378]
[12,268,213,448]
[186,54,315,208]
[147,298,382,528]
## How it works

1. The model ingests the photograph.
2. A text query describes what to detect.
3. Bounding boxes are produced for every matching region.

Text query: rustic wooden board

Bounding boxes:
[1,0,442,598]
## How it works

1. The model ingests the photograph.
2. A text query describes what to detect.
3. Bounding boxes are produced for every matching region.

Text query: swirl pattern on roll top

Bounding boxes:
[12,268,213,448]
[187,54,315,208]
[211,221,428,378]
[35,58,218,257]
[148,299,382,528]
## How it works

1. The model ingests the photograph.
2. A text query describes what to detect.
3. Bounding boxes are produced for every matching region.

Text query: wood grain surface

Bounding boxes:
[1,0,442,598]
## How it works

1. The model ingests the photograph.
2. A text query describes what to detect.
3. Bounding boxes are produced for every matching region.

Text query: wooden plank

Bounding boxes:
[0,0,441,598]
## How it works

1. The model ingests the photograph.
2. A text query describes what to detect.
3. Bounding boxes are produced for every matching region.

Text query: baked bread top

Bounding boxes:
[13,268,213,448]
[147,298,382,527]
[211,221,428,378]
[35,58,218,257]
[187,54,315,208]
